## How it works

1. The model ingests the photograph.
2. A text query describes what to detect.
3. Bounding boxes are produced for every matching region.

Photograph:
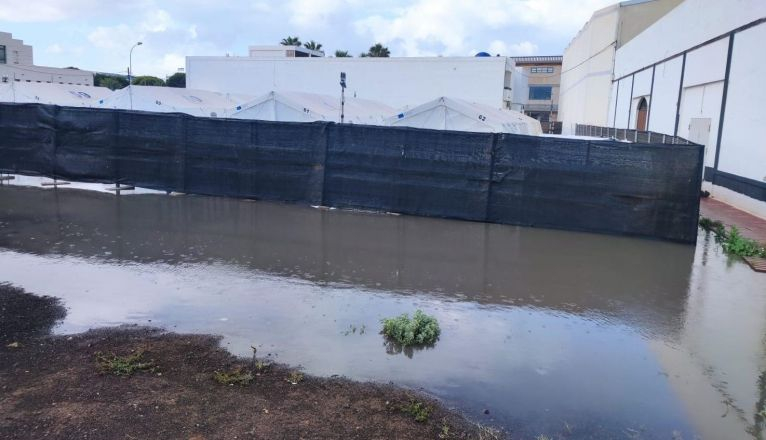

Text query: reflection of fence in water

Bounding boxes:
[0,103,703,242]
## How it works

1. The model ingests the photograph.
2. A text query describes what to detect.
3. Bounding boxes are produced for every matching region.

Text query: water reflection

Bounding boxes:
[0,186,764,439]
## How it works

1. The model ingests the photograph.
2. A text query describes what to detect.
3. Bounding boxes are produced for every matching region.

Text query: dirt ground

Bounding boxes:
[0,284,494,440]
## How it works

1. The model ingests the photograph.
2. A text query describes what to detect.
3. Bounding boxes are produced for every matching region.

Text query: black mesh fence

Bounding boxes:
[0,103,703,242]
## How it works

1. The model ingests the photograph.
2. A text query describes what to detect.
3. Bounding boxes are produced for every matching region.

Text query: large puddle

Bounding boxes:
[1,185,764,439]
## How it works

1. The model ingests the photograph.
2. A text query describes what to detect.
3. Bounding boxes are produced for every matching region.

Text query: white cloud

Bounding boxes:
[0,0,99,22]
[46,44,64,54]
[354,0,614,56]
[488,40,539,57]
[286,0,350,28]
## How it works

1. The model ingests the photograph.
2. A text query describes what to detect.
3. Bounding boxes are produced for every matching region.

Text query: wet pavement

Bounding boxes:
[0,185,764,439]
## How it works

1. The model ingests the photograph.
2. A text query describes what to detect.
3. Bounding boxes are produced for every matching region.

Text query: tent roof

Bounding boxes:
[97,86,252,117]
[231,90,395,124]
[0,82,112,107]
[387,96,542,135]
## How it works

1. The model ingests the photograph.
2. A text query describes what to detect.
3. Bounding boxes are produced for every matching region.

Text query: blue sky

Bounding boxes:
[0,0,615,77]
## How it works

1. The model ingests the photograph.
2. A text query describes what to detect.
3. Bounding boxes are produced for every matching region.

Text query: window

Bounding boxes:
[530,66,554,74]
[0,45,5,64]
[529,86,552,100]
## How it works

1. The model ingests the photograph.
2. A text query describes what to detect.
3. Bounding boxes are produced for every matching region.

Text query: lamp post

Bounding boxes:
[128,41,142,110]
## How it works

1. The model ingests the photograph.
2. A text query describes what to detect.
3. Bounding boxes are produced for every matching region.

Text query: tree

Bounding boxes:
[166,72,186,88]
[365,43,390,58]
[131,75,165,86]
[304,40,322,51]
[334,50,351,57]
[280,36,301,46]
[94,73,128,90]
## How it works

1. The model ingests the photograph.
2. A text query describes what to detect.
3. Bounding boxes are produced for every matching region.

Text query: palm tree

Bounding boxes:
[304,40,323,51]
[334,50,351,57]
[365,43,390,57]
[280,36,301,46]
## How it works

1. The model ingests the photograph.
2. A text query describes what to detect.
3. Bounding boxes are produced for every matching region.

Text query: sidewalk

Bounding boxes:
[700,197,766,272]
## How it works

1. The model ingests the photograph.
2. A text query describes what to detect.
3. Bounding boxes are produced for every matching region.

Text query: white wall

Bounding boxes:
[187,56,515,109]
[606,0,766,216]
[614,0,766,78]
[0,31,33,65]
[717,23,766,184]
[646,56,683,135]
[558,5,619,133]
[627,68,653,128]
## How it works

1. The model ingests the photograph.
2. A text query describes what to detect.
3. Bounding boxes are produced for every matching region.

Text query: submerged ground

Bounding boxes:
[0,183,765,439]
[0,284,479,440]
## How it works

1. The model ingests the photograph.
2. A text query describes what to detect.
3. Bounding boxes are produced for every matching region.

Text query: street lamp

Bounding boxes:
[128,42,142,110]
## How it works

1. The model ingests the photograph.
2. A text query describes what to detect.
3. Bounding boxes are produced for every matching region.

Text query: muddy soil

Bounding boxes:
[0,284,488,440]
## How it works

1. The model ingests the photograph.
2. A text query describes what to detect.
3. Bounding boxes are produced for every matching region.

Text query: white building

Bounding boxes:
[558,0,683,131]
[560,0,766,218]
[0,31,93,86]
[186,54,525,110]
[248,45,324,58]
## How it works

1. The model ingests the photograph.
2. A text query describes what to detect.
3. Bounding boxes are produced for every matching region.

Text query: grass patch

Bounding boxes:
[285,371,304,385]
[400,398,432,423]
[213,367,254,386]
[699,217,766,258]
[381,310,440,347]
[96,350,156,376]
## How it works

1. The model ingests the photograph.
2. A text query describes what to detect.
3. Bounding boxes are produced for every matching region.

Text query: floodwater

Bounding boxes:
[0,184,764,439]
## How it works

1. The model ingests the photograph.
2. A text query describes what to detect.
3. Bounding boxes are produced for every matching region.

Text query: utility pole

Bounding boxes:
[128,41,142,110]
[339,72,346,124]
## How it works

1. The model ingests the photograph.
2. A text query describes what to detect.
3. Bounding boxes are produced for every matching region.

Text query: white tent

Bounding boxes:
[97,86,251,118]
[0,82,112,107]
[386,97,542,135]
[230,91,394,125]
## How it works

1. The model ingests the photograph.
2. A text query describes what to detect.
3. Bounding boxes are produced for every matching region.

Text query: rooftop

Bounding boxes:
[510,56,563,64]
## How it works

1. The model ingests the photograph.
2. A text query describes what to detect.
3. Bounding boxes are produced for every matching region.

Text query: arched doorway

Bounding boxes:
[636,97,648,131]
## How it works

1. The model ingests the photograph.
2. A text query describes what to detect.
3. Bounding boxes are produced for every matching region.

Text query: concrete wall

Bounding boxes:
[608,0,766,216]
[0,31,92,86]
[0,32,33,66]
[558,5,619,133]
[186,56,516,109]
[559,0,683,134]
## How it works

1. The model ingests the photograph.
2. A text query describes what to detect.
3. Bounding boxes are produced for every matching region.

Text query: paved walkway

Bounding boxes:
[700,198,766,244]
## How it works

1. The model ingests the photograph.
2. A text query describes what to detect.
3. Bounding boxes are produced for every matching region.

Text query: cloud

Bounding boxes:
[353,0,614,56]
[488,40,539,57]
[286,0,349,28]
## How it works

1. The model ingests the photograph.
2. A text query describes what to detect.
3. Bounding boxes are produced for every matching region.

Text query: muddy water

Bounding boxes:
[0,185,764,439]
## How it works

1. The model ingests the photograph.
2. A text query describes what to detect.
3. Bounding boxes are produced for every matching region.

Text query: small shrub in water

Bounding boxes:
[213,367,254,386]
[381,310,440,347]
[96,350,156,376]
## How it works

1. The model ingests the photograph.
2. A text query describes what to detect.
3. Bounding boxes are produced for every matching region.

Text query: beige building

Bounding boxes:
[0,31,93,86]
[512,56,562,131]
[558,0,683,134]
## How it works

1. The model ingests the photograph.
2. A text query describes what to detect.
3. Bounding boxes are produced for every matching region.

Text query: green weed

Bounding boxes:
[286,371,304,385]
[213,367,254,386]
[400,398,431,423]
[699,218,766,258]
[96,350,156,376]
[381,310,440,347]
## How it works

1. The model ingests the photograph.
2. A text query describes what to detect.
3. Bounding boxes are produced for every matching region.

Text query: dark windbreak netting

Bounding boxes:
[0,103,703,243]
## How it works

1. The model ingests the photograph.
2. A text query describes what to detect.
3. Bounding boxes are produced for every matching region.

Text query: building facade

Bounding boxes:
[558,0,683,133]
[0,31,93,86]
[607,0,766,218]
[187,55,525,110]
[511,56,562,132]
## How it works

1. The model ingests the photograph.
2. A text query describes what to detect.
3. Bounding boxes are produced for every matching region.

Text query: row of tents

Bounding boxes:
[0,82,543,135]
